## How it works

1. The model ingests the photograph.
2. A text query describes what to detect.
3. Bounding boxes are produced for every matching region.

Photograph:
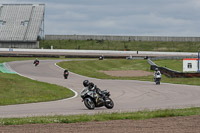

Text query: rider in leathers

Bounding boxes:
[33,58,39,64]
[154,68,161,81]
[82,80,103,97]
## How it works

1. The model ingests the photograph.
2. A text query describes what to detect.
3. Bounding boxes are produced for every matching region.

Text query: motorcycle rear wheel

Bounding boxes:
[84,98,95,110]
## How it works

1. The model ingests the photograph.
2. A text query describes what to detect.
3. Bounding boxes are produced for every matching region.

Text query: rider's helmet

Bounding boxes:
[155,68,158,71]
[88,82,95,90]
[83,80,89,87]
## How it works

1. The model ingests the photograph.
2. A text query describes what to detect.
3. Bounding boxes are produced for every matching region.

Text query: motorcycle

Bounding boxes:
[99,56,104,60]
[63,70,69,79]
[33,60,39,66]
[81,88,114,110]
[154,73,161,85]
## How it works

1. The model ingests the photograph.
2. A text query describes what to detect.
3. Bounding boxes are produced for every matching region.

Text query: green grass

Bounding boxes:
[57,59,151,80]
[58,59,200,86]
[154,59,183,72]
[0,107,200,125]
[0,57,74,105]
[0,73,74,105]
[40,40,200,52]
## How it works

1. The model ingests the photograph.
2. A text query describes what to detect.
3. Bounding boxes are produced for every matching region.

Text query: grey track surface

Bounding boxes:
[1,59,200,118]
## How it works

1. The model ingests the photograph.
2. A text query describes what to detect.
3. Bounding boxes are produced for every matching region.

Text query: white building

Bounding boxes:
[183,58,200,72]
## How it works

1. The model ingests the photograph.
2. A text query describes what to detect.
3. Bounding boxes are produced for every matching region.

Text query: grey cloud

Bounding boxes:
[1,0,200,36]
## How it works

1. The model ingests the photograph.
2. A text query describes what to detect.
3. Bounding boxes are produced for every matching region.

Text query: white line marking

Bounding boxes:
[54,62,78,99]
[5,63,36,80]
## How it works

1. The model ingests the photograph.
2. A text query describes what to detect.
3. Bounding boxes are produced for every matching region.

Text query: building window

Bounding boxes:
[0,20,6,26]
[24,21,29,26]
[21,21,29,26]
[187,63,192,69]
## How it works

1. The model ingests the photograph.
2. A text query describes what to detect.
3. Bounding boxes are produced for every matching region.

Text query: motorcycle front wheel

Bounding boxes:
[156,81,160,85]
[84,98,95,110]
[155,80,160,85]
[105,97,114,109]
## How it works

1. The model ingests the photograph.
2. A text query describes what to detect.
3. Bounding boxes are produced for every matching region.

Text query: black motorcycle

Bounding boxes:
[81,88,114,110]
[33,60,39,66]
[63,70,69,79]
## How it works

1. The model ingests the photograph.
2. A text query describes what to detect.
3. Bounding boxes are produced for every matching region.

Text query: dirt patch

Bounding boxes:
[100,70,153,77]
[1,115,200,133]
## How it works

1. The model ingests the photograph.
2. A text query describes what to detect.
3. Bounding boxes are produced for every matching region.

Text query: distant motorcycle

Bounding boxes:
[99,56,104,60]
[33,60,39,66]
[81,88,114,110]
[63,70,69,79]
[154,73,161,85]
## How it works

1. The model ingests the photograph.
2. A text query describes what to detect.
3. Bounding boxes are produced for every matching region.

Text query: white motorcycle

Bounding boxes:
[154,72,161,85]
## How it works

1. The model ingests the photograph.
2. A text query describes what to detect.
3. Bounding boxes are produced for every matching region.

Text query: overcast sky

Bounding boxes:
[1,0,200,36]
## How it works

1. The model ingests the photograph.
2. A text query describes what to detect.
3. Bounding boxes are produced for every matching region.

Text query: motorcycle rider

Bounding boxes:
[81,80,114,109]
[82,80,103,97]
[154,68,161,81]
[33,58,39,64]
[64,69,69,79]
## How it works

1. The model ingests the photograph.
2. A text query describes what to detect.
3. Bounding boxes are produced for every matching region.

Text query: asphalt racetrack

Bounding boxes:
[1,59,200,118]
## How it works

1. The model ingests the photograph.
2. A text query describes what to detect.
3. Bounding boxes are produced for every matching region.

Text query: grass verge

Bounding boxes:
[153,59,183,72]
[57,59,151,79]
[0,73,74,105]
[0,57,74,105]
[0,107,200,125]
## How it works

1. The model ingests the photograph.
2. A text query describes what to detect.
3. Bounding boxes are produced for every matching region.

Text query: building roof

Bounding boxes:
[0,4,45,42]
[183,58,199,60]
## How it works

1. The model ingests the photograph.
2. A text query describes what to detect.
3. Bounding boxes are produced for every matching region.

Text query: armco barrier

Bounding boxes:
[148,59,200,78]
